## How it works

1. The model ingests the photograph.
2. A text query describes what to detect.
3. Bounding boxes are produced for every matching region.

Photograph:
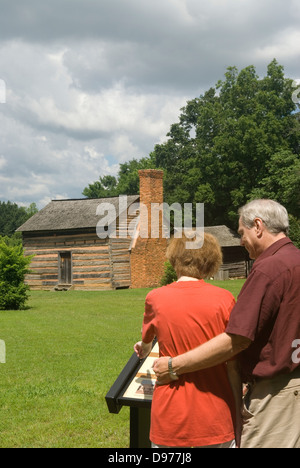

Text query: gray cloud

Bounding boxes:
[0,0,299,207]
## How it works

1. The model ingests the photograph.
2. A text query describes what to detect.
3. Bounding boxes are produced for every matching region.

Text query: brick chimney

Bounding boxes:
[130,169,167,289]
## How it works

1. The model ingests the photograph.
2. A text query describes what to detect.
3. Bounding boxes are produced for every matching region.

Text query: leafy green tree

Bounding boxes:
[289,215,300,249]
[117,157,157,195]
[0,242,33,310]
[0,233,23,247]
[25,203,39,218]
[0,202,39,238]
[82,175,119,198]
[82,157,157,198]
[0,201,27,237]
[249,150,300,218]
[248,149,300,247]
[160,261,177,286]
[82,60,299,231]
[152,60,299,227]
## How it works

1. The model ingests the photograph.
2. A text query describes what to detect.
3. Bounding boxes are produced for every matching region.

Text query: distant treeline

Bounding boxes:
[0,201,38,244]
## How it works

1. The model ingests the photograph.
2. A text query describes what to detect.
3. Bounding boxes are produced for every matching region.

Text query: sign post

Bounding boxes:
[105,342,159,448]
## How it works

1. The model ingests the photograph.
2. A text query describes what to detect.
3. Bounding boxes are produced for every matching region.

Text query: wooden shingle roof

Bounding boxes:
[204,225,241,247]
[17,196,140,233]
[17,198,241,248]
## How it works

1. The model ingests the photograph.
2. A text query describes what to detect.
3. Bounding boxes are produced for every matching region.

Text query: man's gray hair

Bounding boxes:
[239,199,289,235]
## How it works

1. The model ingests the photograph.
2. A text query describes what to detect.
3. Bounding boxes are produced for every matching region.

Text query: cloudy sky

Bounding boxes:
[0,0,299,208]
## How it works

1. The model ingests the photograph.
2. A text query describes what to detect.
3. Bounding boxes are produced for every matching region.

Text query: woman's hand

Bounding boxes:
[134,341,152,360]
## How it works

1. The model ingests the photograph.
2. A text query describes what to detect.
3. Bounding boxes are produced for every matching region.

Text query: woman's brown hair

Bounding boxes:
[166,233,223,280]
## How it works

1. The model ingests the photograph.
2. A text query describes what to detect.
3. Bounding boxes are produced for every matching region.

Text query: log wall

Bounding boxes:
[221,246,249,278]
[23,229,132,291]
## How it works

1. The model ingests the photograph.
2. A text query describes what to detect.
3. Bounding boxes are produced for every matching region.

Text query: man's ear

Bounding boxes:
[254,218,264,237]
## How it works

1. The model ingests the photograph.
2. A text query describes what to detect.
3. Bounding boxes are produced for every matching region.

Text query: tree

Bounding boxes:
[0,234,23,247]
[25,203,39,218]
[82,156,157,198]
[249,150,300,218]
[0,242,33,310]
[0,201,39,238]
[0,201,28,237]
[151,60,299,227]
[160,261,177,286]
[82,60,300,231]
[249,149,300,247]
[289,215,300,249]
[82,175,119,198]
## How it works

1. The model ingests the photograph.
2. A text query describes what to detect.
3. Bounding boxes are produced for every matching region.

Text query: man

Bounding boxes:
[153,199,300,448]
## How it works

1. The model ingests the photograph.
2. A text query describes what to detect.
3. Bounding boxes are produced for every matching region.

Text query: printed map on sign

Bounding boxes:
[123,342,159,400]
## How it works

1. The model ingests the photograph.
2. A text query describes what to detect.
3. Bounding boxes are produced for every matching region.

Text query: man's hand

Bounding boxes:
[152,356,173,384]
[134,341,152,360]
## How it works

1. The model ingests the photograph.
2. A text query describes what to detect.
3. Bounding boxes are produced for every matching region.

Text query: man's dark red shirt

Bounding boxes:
[226,237,300,381]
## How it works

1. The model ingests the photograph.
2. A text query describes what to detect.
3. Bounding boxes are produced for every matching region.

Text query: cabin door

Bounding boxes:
[59,252,72,284]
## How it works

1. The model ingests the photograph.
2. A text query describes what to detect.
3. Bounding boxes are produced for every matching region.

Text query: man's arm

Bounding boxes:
[153,333,251,381]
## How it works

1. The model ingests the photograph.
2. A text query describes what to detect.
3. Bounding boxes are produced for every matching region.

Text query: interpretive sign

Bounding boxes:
[106,341,158,413]
[105,341,159,448]
[122,342,158,401]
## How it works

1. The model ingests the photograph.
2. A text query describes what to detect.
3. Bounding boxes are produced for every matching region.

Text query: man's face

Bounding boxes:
[238,218,260,260]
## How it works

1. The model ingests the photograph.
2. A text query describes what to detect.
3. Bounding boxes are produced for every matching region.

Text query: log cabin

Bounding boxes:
[17,169,249,291]
[17,170,167,291]
[204,225,250,279]
[16,196,139,290]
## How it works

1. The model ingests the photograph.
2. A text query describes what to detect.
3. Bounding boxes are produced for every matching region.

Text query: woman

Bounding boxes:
[134,233,241,448]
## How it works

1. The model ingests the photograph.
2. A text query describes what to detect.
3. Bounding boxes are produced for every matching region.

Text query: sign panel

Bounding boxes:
[106,341,159,414]
[122,343,159,401]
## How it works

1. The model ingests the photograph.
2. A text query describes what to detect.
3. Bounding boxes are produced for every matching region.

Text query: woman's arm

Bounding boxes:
[134,341,153,360]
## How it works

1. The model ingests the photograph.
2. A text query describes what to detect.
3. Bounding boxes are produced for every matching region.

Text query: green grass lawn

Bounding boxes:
[0,280,244,448]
